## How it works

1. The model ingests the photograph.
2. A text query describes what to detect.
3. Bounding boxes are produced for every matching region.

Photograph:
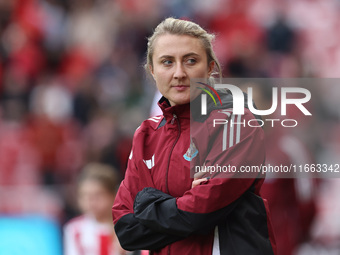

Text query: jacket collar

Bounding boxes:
[158,96,190,121]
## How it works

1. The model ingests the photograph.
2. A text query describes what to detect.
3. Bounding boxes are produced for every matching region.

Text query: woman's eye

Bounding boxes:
[162,60,172,66]
[186,58,197,65]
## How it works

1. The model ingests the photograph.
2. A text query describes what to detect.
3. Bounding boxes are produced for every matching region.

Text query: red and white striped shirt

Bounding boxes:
[64,215,125,255]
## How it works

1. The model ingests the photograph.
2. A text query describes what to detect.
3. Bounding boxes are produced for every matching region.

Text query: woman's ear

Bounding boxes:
[208,61,215,76]
[149,64,155,80]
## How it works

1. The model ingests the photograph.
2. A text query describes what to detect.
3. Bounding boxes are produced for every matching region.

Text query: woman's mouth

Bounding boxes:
[172,85,190,91]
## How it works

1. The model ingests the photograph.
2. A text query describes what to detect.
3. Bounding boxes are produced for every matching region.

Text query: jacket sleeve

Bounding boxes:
[112,129,182,251]
[114,212,182,251]
[133,109,265,235]
[133,187,242,237]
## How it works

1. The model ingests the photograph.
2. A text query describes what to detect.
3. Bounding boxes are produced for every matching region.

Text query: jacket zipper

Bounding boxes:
[166,113,181,193]
[166,113,181,255]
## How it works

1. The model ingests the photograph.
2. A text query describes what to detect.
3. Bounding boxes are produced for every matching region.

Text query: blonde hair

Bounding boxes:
[145,17,222,79]
[78,163,119,194]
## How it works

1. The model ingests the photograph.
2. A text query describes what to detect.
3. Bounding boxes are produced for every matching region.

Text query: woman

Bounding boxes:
[112,17,276,255]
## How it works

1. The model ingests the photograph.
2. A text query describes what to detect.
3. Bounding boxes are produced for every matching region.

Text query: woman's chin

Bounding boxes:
[166,91,190,106]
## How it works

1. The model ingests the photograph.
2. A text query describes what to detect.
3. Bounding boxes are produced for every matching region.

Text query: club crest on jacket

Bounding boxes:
[183,140,198,161]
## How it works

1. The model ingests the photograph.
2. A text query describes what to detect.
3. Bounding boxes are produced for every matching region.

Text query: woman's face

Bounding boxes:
[150,34,214,106]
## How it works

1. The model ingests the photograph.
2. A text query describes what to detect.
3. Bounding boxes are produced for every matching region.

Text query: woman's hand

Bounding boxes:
[191,177,209,188]
[192,171,210,188]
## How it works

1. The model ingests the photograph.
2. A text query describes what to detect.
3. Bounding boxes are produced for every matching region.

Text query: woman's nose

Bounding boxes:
[173,63,187,80]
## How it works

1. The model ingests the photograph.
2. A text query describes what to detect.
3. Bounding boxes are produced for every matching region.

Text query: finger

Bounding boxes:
[191,178,208,188]
[194,171,207,180]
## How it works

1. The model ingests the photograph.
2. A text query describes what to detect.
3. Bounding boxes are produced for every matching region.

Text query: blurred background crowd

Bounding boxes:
[0,0,339,254]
